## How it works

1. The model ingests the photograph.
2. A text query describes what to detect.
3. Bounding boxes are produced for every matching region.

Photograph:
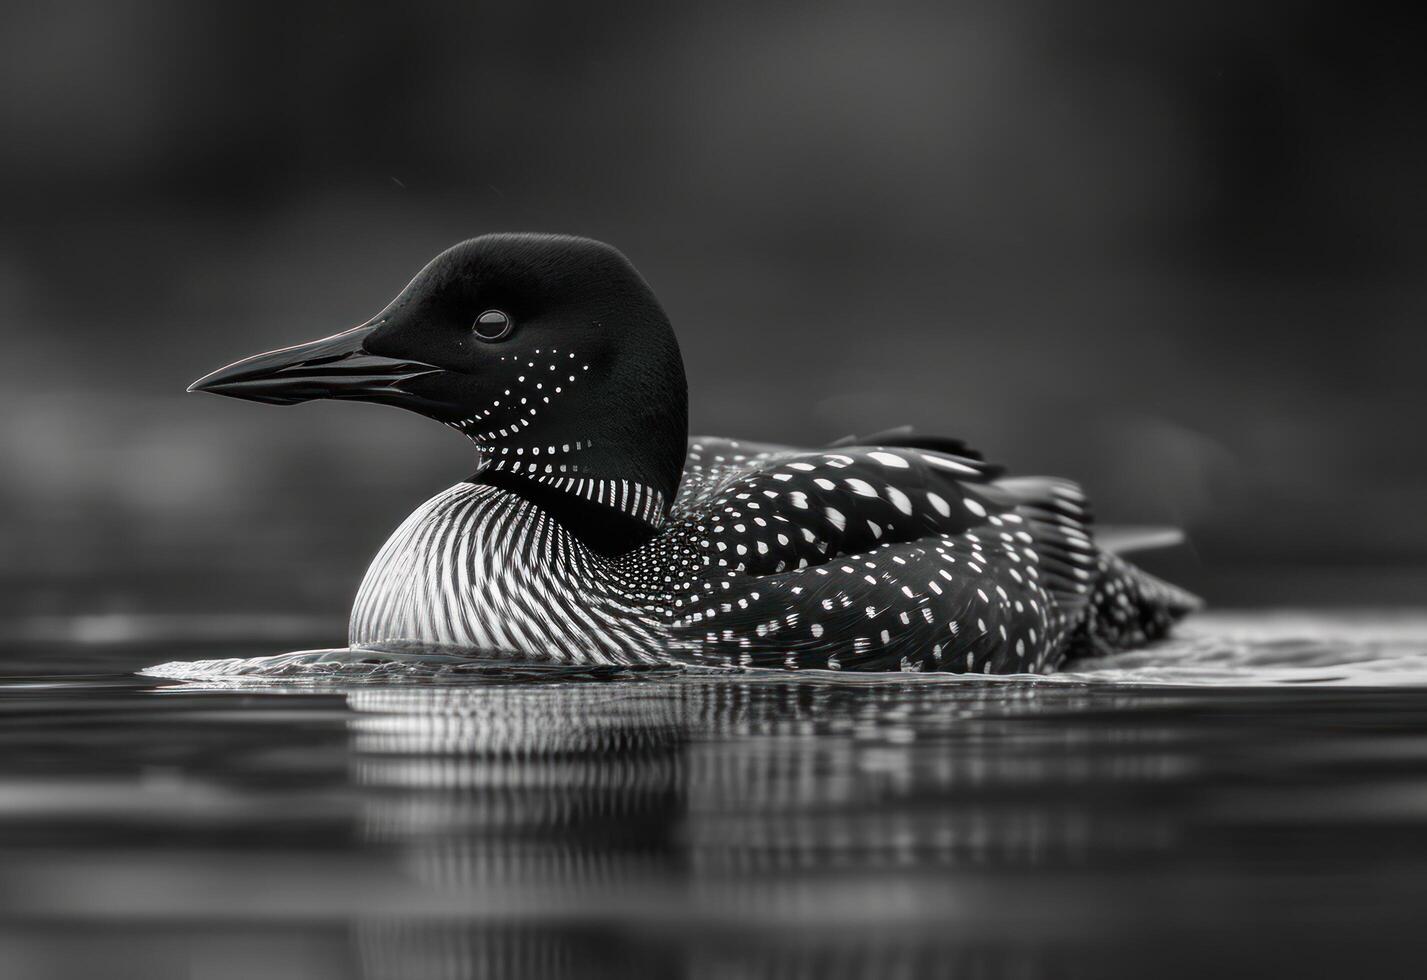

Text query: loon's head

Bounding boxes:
[191,233,688,553]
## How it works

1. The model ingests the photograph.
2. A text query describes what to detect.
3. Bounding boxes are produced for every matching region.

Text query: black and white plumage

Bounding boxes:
[191,234,1198,672]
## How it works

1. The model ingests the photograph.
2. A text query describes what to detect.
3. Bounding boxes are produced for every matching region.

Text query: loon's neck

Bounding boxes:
[462,390,683,555]
[472,461,668,556]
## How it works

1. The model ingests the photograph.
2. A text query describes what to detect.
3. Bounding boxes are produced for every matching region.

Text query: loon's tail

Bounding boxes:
[1068,528,1202,659]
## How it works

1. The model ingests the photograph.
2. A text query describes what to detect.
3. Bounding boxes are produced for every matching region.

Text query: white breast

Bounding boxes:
[348,482,665,664]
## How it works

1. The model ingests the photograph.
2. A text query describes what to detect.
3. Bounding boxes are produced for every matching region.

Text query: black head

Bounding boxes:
[191,234,688,553]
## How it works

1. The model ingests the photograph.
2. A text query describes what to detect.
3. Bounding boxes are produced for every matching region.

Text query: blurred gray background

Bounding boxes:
[3,0,1424,625]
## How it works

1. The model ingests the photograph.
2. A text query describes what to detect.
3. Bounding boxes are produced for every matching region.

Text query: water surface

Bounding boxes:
[4,612,1427,978]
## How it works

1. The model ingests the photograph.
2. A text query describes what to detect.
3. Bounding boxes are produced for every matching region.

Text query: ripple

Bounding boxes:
[140,647,692,684]
[1057,611,1427,687]
[139,611,1427,688]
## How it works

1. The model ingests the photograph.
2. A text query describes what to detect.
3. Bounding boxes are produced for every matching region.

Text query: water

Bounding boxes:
[5,612,1427,978]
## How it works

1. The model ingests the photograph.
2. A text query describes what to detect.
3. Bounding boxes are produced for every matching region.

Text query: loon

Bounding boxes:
[190,233,1197,672]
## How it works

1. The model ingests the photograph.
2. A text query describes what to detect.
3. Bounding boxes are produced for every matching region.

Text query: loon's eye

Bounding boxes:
[473,310,513,341]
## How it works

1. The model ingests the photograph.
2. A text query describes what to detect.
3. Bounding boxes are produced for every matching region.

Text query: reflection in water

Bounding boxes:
[349,685,687,979]
[353,922,677,980]
[354,686,685,897]
[343,678,1194,978]
[8,615,1427,978]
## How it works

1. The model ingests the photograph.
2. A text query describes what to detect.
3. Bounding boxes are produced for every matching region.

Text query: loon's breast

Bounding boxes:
[348,482,666,663]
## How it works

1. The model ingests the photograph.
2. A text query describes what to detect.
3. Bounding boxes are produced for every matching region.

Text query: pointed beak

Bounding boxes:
[188,321,441,407]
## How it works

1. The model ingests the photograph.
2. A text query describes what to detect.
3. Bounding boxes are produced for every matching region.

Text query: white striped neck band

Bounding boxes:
[476,457,667,529]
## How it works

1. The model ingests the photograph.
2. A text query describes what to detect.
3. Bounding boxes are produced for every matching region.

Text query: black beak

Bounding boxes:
[188,321,441,407]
